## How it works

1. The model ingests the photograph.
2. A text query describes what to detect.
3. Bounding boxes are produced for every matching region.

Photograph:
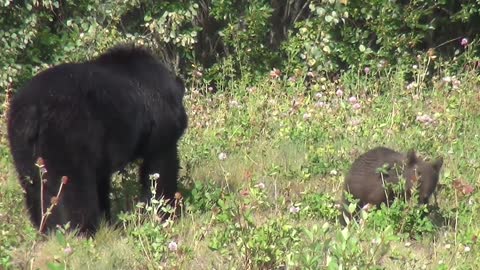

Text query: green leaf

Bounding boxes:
[56,231,66,247]
[347,203,356,214]
[47,262,63,270]
[341,227,349,240]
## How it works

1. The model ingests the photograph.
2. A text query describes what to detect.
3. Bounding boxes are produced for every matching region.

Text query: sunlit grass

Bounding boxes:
[1,62,480,269]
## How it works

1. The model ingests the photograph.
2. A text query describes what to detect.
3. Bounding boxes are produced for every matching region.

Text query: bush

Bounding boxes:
[2,0,479,108]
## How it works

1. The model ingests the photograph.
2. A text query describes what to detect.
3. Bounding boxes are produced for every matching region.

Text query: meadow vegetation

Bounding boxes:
[1,1,480,269]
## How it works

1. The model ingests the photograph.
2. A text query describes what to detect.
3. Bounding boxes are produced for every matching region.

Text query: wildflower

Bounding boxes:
[314,92,322,99]
[349,118,361,127]
[218,152,227,161]
[464,246,471,252]
[229,100,240,108]
[452,77,461,89]
[315,101,326,108]
[307,71,315,77]
[303,113,311,120]
[36,157,45,168]
[288,76,297,82]
[336,89,344,97]
[150,173,160,180]
[255,182,266,190]
[406,82,417,90]
[364,67,370,74]
[168,241,178,252]
[193,70,203,78]
[376,59,387,69]
[412,65,418,70]
[64,246,73,255]
[208,86,214,92]
[61,176,69,185]
[416,114,433,125]
[329,169,338,176]
[442,76,452,83]
[461,38,468,47]
[352,103,361,110]
[289,205,300,214]
[270,68,282,79]
[348,96,357,104]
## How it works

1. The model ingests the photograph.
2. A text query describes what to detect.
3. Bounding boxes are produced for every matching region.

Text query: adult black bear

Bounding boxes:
[7,44,188,235]
[340,146,443,224]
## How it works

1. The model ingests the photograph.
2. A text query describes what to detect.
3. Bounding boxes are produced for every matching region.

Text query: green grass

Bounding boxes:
[1,59,480,269]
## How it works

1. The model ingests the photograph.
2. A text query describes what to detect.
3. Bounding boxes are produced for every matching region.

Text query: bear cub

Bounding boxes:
[341,146,443,223]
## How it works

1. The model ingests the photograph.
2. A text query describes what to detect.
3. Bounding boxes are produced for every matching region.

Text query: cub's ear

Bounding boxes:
[406,149,418,166]
[432,157,444,171]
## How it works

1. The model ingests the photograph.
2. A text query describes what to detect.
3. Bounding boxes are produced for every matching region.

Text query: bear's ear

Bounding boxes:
[406,149,418,166]
[432,157,444,171]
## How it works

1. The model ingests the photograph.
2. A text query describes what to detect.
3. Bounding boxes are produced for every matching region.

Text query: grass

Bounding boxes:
[1,55,480,269]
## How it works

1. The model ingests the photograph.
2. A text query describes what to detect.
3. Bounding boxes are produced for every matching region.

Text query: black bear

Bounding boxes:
[7,44,188,235]
[340,146,443,224]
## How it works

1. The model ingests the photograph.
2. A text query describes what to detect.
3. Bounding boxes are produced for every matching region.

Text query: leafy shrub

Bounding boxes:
[367,200,437,238]
[2,0,479,107]
[184,181,223,214]
[289,222,397,269]
[208,185,299,269]
[299,193,340,221]
[343,181,439,238]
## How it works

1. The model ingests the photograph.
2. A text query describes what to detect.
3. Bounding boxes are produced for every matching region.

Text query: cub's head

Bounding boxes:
[404,150,443,204]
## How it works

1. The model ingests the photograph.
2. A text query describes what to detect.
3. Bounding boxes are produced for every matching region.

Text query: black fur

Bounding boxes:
[341,146,443,224]
[7,44,188,235]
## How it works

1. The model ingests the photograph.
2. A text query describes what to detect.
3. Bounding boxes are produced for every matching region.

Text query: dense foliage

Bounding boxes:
[1,0,479,99]
[1,0,480,269]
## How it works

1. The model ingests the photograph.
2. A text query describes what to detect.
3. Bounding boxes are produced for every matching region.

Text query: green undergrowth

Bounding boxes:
[1,61,480,269]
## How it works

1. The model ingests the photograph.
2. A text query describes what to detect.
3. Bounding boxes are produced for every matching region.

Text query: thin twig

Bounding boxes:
[39,177,67,233]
